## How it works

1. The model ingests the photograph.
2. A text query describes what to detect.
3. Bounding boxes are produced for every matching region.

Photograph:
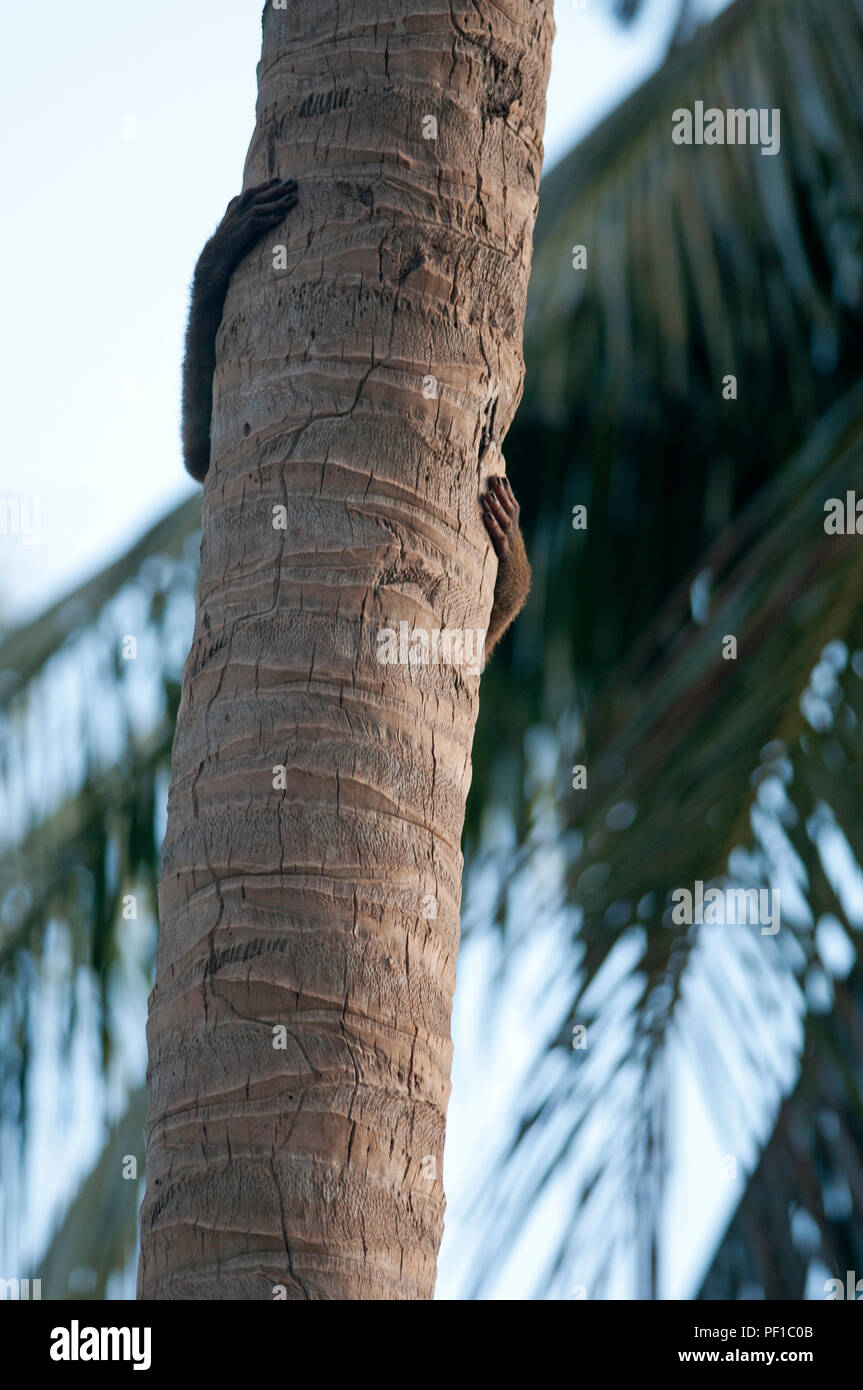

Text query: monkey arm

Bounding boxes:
[181,178,298,483]
[482,475,532,663]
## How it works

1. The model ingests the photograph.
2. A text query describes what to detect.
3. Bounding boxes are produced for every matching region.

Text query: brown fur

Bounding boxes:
[182,179,298,482]
[482,474,531,661]
[181,184,530,663]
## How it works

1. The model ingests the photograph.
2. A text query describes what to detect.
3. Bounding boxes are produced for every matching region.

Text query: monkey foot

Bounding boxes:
[482,475,520,556]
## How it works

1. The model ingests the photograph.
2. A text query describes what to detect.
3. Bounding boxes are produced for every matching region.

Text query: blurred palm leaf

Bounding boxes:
[466,380,863,1296]
[33,1086,147,1300]
[6,0,863,1300]
[0,503,199,1275]
[464,0,863,1298]
[0,497,198,709]
[474,0,863,836]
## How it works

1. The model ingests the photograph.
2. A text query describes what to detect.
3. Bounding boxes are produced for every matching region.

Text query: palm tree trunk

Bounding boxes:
[138,0,553,1301]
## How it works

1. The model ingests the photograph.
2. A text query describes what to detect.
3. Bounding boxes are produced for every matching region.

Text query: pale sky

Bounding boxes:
[0,0,725,624]
[3,0,741,1299]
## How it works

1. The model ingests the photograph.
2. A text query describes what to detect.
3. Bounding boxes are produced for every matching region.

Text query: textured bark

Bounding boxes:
[138,0,552,1300]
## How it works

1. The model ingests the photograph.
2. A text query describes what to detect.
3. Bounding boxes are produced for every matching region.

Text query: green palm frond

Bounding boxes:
[701,967,863,1299]
[7,0,863,1302]
[529,0,863,439]
[0,496,199,1011]
[567,380,863,935]
[0,504,199,1250]
[467,382,863,1295]
[464,0,863,1294]
[0,496,198,707]
[699,663,863,1296]
[473,0,863,838]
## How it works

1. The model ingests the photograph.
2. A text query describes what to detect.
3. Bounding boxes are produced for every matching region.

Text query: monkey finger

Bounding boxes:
[484,519,506,549]
[490,477,516,515]
[251,190,298,212]
[239,177,285,205]
[267,191,300,210]
[249,199,297,219]
[237,181,275,209]
[482,501,505,539]
[248,207,296,231]
[249,181,299,205]
[499,488,518,521]
[250,193,298,216]
[485,493,510,528]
